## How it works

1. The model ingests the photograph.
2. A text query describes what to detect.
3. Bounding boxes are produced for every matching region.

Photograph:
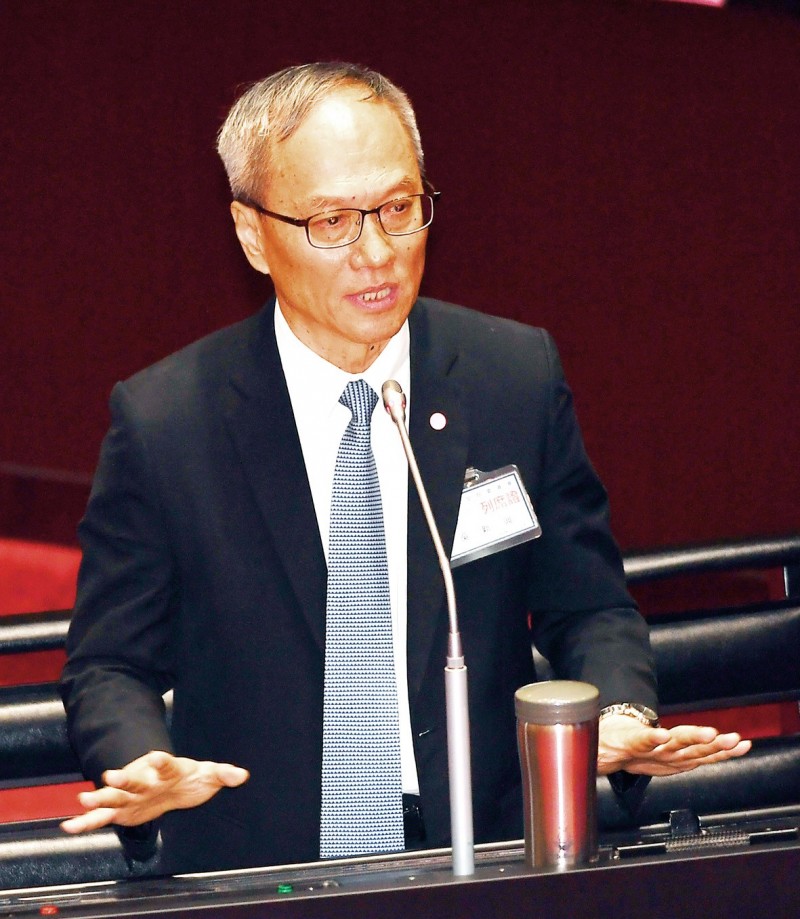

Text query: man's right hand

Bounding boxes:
[60,750,250,834]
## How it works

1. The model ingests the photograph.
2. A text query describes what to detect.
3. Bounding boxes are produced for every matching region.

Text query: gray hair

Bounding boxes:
[217,62,425,203]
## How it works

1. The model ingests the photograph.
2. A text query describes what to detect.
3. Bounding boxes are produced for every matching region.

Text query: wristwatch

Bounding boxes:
[599,702,660,728]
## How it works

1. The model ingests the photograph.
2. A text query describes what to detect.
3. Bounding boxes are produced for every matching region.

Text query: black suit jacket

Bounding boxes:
[61,297,656,873]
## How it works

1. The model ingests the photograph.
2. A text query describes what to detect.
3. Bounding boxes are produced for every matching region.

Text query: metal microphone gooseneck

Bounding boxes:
[381,379,475,877]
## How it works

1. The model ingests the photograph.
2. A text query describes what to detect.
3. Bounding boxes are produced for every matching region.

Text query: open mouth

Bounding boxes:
[356,286,392,303]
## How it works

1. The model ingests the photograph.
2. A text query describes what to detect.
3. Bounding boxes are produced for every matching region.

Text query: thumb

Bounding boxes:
[215,763,250,787]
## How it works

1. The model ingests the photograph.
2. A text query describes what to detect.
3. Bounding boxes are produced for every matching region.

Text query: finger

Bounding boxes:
[597,721,671,773]
[103,752,181,794]
[60,807,118,834]
[689,739,752,765]
[673,738,753,767]
[660,725,725,746]
[632,727,672,752]
[192,760,249,789]
[78,786,135,810]
[653,729,745,760]
[650,737,753,774]
[712,732,748,750]
[145,750,185,779]
[102,767,159,794]
[213,763,250,787]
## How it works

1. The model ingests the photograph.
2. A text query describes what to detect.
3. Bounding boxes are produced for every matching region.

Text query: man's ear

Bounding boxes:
[230,201,271,275]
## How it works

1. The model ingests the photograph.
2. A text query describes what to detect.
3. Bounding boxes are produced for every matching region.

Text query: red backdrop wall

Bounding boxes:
[1,0,798,550]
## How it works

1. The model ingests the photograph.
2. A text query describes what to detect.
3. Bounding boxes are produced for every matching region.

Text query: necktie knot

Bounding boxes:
[339,379,378,427]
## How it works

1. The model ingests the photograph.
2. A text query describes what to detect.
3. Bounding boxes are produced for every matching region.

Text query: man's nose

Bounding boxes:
[350,212,394,267]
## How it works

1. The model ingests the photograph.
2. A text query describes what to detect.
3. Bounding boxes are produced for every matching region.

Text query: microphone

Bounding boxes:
[381,380,474,877]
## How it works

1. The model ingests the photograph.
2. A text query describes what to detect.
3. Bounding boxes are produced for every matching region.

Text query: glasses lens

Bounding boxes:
[307,210,362,248]
[379,195,433,236]
[305,195,434,248]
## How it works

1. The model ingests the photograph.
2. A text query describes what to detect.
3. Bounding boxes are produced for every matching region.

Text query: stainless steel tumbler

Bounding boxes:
[515,680,600,870]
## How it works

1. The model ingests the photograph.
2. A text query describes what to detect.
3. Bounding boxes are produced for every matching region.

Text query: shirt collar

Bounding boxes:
[274,299,410,417]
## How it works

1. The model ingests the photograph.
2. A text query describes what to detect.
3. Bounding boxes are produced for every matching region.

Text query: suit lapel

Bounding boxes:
[406,301,470,700]
[223,305,328,651]
[220,299,470,677]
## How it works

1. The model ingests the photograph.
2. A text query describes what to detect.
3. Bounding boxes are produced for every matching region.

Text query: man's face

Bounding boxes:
[235,88,428,373]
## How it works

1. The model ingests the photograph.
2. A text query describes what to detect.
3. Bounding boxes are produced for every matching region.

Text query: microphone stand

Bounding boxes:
[382,381,475,877]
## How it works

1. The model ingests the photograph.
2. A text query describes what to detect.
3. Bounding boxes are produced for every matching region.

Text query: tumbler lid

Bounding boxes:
[515,680,599,725]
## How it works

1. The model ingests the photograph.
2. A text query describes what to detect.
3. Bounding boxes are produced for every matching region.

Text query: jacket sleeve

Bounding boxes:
[524,332,658,711]
[60,381,177,786]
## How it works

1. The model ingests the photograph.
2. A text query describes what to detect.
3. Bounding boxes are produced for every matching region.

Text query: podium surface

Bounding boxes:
[2,808,799,919]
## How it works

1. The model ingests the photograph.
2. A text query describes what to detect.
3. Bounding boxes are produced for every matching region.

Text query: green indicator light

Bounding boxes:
[277,883,294,894]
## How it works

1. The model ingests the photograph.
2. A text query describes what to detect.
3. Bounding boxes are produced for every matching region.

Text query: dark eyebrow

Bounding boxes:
[305,177,420,213]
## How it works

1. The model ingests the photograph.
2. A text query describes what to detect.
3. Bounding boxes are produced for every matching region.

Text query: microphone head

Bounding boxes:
[381,379,407,423]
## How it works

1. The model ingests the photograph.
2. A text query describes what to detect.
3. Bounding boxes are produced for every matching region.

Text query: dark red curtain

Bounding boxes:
[2,0,798,548]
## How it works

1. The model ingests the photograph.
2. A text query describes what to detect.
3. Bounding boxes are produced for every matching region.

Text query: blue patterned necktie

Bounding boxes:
[319,379,405,858]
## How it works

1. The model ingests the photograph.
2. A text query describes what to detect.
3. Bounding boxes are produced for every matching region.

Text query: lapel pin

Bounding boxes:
[429,412,447,431]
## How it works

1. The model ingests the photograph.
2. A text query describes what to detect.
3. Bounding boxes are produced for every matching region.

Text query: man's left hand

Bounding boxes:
[597,715,751,776]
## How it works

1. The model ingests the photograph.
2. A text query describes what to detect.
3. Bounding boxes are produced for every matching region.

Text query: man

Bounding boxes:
[60,62,749,874]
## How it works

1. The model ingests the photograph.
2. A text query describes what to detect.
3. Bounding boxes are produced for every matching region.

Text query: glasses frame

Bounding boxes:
[241,191,441,249]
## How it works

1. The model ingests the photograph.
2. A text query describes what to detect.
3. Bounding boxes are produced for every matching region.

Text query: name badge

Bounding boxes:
[450,465,542,568]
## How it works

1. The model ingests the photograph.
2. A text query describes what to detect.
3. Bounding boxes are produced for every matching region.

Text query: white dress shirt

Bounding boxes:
[274,302,420,795]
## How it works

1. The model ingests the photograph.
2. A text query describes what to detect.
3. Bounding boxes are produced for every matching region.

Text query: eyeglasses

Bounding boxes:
[243,192,441,249]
